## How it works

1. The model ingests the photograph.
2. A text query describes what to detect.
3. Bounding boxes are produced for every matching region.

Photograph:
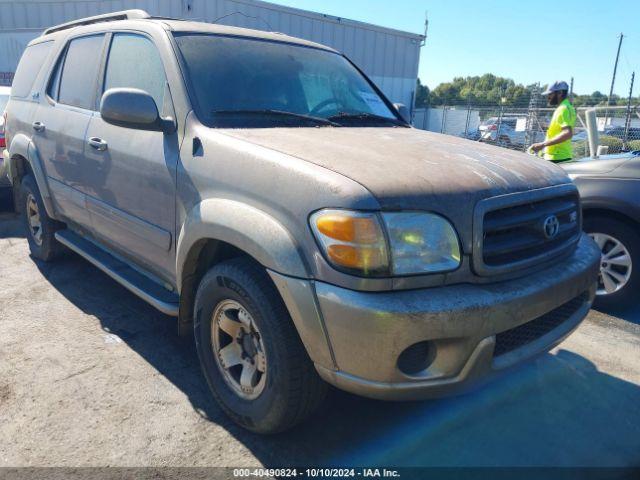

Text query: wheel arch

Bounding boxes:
[8,134,57,218]
[175,199,311,335]
[582,206,640,233]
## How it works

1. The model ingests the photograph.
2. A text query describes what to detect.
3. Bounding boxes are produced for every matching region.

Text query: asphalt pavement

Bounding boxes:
[0,193,638,468]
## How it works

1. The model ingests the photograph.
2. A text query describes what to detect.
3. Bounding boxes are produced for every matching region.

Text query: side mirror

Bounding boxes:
[393,103,410,123]
[100,88,176,134]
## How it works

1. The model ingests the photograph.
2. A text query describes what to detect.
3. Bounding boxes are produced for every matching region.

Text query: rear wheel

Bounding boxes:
[21,175,63,261]
[584,215,639,309]
[497,135,512,148]
[194,257,327,433]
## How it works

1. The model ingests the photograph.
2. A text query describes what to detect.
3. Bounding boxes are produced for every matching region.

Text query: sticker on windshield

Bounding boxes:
[359,91,390,117]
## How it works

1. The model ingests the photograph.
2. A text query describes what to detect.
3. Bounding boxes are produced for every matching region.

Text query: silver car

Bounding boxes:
[0,85,11,188]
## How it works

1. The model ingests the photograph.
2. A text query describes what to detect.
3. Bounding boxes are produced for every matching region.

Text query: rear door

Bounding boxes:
[83,32,178,282]
[34,34,106,227]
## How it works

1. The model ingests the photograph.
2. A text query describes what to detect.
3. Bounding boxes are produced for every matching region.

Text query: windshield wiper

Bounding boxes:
[327,112,406,126]
[212,109,340,127]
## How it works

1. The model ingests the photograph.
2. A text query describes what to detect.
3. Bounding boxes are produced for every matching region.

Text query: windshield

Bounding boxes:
[173,34,400,128]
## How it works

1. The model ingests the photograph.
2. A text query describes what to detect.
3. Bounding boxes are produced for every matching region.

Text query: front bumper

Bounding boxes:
[271,234,600,401]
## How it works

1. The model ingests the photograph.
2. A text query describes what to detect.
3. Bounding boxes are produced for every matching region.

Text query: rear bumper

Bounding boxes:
[0,149,10,186]
[271,234,600,401]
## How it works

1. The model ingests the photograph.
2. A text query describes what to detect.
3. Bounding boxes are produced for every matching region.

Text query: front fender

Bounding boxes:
[176,198,310,292]
[8,133,57,218]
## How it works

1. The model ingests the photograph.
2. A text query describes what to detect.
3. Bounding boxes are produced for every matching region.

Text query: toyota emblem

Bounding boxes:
[542,215,560,239]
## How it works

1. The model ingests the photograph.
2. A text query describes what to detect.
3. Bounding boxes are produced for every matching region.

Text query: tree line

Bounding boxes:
[416,74,638,108]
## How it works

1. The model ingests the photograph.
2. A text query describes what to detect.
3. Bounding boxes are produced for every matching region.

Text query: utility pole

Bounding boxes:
[608,33,624,105]
[569,77,574,102]
[605,33,624,127]
[525,83,541,151]
[624,72,635,148]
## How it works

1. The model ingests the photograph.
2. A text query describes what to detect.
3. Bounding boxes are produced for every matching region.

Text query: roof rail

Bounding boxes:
[43,9,150,36]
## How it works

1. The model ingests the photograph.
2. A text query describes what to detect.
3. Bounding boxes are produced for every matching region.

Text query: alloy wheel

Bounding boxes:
[26,193,43,246]
[589,232,633,295]
[211,299,267,400]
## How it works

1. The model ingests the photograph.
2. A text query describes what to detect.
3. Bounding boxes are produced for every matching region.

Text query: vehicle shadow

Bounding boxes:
[0,187,23,239]
[32,251,640,468]
[593,303,640,326]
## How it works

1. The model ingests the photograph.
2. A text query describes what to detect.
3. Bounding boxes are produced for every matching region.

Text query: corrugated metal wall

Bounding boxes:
[0,0,423,107]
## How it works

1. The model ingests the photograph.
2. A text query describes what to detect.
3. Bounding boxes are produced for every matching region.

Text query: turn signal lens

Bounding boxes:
[316,214,380,244]
[326,244,388,270]
[311,210,389,275]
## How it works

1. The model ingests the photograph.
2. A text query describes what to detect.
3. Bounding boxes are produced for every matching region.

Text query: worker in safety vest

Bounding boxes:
[530,81,576,162]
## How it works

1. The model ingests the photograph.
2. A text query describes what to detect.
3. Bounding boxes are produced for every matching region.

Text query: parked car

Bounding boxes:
[479,116,545,147]
[574,126,640,147]
[0,85,11,190]
[602,126,640,143]
[458,127,482,141]
[4,10,599,433]
[562,151,640,308]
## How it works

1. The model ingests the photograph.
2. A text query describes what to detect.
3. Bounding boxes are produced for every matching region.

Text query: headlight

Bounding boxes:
[382,212,461,275]
[310,209,461,277]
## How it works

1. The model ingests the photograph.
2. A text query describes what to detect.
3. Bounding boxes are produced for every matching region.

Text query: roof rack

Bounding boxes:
[43,9,150,36]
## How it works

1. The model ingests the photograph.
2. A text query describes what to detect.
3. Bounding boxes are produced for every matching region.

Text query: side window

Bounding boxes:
[58,35,105,110]
[47,48,65,101]
[11,41,53,98]
[103,33,166,110]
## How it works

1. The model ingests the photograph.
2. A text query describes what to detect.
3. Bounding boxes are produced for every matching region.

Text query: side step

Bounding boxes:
[55,229,179,316]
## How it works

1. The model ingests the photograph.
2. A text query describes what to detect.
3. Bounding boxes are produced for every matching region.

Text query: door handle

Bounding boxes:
[88,137,108,151]
[32,121,45,132]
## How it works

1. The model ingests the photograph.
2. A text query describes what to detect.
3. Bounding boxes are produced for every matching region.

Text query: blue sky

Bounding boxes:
[269,0,639,97]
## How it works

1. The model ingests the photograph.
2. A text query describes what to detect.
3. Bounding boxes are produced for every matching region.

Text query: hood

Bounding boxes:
[561,151,639,176]
[221,127,570,211]
[220,127,571,253]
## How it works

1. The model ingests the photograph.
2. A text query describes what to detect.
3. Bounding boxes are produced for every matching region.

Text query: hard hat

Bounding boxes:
[541,81,569,95]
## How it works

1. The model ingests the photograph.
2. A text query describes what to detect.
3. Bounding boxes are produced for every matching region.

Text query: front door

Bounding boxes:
[83,32,179,282]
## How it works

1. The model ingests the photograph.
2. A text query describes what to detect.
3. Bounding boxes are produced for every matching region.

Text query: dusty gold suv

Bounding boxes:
[3,10,600,433]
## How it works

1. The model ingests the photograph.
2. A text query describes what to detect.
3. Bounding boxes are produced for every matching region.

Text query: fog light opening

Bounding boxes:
[397,341,435,375]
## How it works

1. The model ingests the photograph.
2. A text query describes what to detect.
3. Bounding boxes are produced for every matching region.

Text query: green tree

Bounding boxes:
[415,78,430,107]
[420,75,639,108]
[423,74,536,106]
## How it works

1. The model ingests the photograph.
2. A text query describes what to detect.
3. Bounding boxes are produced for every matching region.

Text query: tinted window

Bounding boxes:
[11,42,53,98]
[58,35,105,110]
[104,34,166,109]
[174,34,396,128]
[47,50,64,101]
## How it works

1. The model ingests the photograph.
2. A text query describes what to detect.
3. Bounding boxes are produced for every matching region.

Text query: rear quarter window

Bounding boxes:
[11,41,53,98]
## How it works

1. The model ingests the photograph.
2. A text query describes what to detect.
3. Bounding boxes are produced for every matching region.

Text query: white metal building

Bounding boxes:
[0,0,424,109]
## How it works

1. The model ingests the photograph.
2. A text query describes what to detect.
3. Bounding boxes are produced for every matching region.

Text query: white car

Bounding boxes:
[479,116,545,147]
[0,85,10,188]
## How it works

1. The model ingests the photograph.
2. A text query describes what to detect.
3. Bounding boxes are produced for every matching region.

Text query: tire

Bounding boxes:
[21,175,64,261]
[194,257,327,433]
[584,215,640,309]
[498,135,512,148]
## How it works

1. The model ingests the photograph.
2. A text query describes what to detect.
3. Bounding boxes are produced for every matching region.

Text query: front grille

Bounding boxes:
[474,186,581,275]
[494,292,588,357]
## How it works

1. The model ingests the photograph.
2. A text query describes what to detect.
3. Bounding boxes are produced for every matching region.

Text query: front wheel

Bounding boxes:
[194,258,327,433]
[584,216,639,309]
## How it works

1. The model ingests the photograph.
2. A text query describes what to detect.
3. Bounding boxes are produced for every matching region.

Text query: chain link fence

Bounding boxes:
[413,95,640,157]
